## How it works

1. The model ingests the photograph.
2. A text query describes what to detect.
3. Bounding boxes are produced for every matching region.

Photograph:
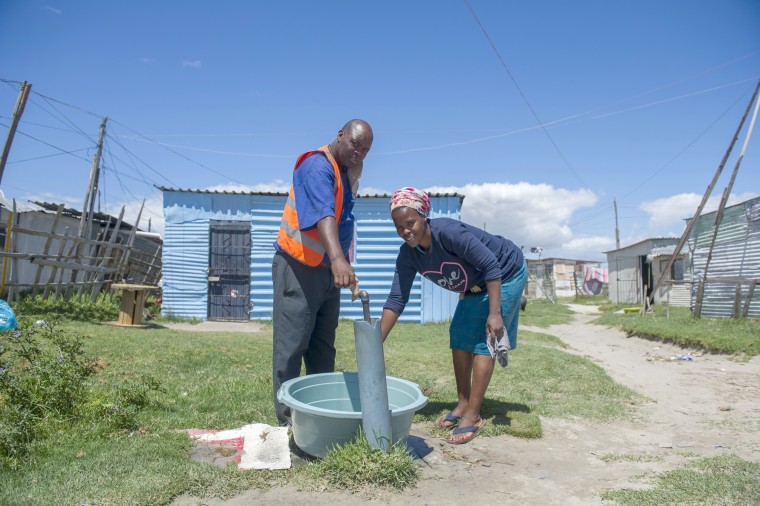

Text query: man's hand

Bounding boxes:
[330,257,355,288]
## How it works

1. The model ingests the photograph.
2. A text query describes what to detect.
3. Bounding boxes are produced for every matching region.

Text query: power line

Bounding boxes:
[109,117,246,185]
[5,147,90,164]
[568,85,753,228]
[463,0,586,187]
[108,127,177,187]
[0,120,92,163]
[30,93,98,144]
[117,137,295,158]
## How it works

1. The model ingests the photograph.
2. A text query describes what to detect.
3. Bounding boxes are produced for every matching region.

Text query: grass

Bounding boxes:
[597,452,664,464]
[297,434,418,492]
[0,317,642,504]
[594,305,760,356]
[526,294,759,356]
[601,454,760,505]
[518,297,576,327]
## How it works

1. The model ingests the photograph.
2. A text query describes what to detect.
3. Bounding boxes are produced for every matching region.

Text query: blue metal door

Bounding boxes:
[208,221,251,320]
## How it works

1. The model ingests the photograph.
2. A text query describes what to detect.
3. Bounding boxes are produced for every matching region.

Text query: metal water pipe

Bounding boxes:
[353,290,392,451]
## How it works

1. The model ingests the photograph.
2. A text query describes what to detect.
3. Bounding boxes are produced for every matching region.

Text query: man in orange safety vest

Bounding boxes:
[272,119,373,427]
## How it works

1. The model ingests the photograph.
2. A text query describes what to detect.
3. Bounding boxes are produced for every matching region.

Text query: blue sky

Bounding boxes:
[1,1,758,261]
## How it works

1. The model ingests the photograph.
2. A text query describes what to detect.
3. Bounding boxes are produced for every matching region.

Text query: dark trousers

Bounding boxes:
[271,251,341,424]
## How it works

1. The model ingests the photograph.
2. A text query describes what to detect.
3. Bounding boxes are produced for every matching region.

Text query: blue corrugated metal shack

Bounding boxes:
[159,187,464,322]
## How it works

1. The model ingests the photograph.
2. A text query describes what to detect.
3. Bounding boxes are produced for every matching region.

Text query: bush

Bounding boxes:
[0,319,162,469]
[12,294,119,323]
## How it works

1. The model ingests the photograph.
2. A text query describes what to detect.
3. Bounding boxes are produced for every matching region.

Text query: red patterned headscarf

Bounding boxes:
[389,187,431,217]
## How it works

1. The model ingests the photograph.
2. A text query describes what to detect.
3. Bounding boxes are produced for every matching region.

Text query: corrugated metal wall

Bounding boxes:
[613,256,640,304]
[606,239,683,305]
[689,197,760,318]
[163,220,209,319]
[161,190,461,322]
[249,196,286,319]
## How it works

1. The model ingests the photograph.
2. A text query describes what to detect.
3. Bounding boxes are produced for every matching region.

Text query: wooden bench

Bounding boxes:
[111,283,157,327]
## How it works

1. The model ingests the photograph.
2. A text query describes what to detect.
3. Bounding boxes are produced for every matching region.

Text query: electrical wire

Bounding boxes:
[108,118,246,185]
[463,0,586,187]
[4,147,91,164]
[567,86,754,228]
[0,121,92,163]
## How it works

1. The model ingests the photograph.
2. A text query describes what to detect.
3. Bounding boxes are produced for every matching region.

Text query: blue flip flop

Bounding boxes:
[437,412,461,429]
[448,418,487,444]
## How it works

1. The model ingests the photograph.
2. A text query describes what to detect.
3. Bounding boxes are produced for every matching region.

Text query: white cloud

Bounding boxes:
[141,57,156,64]
[640,191,759,229]
[42,6,62,15]
[104,193,164,235]
[425,182,602,258]
[182,60,202,68]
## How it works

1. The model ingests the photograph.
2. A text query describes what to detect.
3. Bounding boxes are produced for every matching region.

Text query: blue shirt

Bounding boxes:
[383,218,524,315]
[274,152,355,261]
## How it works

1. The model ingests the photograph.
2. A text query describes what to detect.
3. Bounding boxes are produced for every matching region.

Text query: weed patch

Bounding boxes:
[301,434,419,492]
[0,319,161,469]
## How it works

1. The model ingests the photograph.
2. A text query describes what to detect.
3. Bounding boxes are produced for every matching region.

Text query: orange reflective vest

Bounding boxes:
[276,145,345,266]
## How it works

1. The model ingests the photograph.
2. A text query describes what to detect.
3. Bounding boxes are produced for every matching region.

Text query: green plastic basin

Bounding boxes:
[277,372,428,458]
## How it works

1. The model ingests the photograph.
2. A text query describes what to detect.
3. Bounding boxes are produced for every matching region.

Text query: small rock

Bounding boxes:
[658,442,673,448]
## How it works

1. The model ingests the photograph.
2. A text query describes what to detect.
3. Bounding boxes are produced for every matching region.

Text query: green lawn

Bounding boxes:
[1,318,642,505]
[3,295,758,505]
[594,305,760,356]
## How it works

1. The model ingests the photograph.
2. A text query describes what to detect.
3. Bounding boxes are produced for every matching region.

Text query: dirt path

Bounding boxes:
[173,307,760,505]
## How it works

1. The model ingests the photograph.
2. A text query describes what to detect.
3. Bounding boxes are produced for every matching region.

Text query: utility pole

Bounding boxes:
[0,81,32,186]
[613,197,620,249]
[78,117,108,238]
[69,116,107,298]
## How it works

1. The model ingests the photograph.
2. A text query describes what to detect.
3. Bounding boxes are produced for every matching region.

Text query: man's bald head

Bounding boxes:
[330,119,373,171]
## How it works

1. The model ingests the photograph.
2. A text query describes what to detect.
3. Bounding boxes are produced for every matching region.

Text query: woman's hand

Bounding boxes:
[486,313,505,345]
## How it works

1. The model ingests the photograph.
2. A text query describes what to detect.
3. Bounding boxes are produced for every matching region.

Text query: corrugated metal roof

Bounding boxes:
[32,201,141,231]
[0,196,44,213]
[603,237,679,254]
[156,185,465,201]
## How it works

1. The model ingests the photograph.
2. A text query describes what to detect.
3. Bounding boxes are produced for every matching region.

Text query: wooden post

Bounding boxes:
[116,200,145,282]
[699,87,760,313]
[650,79,760,303]
[45,227,70,298]
[90,206,125,300]
[142,243,162,287]
[0,210,12,298]
[69,117,108,297]
[32,204,64,295]
[78,117,108,240]
[743,282,756,318]
[0,81,32,186]
[613,197,620,250]
[666,285,671,319]
[733,282,742,319]
[695,280,705,318]
[8,200,18,302]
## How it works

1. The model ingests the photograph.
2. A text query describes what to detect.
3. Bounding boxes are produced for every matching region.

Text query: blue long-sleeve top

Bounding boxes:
[383,217,524,316]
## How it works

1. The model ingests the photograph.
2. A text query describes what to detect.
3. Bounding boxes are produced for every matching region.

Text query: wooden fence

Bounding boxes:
[0,203,161,302]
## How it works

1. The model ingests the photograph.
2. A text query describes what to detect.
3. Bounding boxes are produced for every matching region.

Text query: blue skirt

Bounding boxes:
[449,260,527,355]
